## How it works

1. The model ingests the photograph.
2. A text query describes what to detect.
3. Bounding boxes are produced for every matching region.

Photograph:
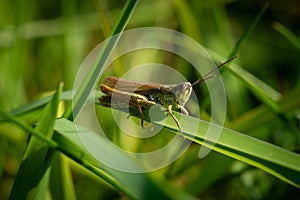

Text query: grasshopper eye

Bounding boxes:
[182,82,191,91]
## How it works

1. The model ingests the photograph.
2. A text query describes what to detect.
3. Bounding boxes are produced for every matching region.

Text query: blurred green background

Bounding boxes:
[0,0,299,199]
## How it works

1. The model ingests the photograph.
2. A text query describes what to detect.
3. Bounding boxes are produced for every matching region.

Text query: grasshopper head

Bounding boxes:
[170,82,192,106]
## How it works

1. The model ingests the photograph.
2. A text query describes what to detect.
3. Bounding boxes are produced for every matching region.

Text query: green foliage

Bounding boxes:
[0,0,300,199]
[6,83,63,199]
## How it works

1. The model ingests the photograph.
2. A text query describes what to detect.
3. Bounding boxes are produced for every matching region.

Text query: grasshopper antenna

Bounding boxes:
[192,55,238,86]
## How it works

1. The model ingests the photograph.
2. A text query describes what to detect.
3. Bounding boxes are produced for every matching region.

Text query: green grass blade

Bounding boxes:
[273,22,300,50]
[100,105,300,188]
[30,168,51,200]
[0,108,138,199]
[211,3,280,113]
[54,118,197,200]
[227,62,281,110]
[8,83,63,199]
[209,52,282,107]
[172,0,203,42]
[49,154,77,200]
[168,113,300,188]
[0,110,58,148]
[52,131,139,199]
[232,83,300,131]
[0,90,73,122]
[1,103,180,199]
[64,0,139,120]
[228,3,269,58]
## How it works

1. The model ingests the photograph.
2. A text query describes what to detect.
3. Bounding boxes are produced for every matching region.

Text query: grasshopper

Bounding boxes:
[99,56,237,134]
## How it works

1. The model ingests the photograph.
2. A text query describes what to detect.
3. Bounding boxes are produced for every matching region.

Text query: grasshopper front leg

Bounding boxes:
[167,105,182,135]
[177,105,189,115]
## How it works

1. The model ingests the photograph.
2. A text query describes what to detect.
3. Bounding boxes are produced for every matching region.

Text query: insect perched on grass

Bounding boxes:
[99,56,237,135]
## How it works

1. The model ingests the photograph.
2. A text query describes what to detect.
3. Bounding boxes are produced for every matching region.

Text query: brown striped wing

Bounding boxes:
[102,76,168,95]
